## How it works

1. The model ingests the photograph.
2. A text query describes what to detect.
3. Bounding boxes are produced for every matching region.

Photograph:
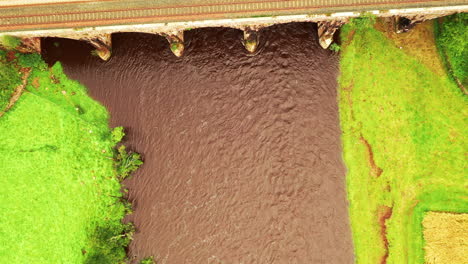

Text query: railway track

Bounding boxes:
[0,0,466,32]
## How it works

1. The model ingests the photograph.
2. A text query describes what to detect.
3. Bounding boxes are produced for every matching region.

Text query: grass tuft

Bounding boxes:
[115,144,143,181]
[139,256,155,264]
[329,43,341,52]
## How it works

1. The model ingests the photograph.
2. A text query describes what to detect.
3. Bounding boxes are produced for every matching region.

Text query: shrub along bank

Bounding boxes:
[0,50,21,112]
[0,50,143,263]
[338,17,467,263]
[434,13,468,88]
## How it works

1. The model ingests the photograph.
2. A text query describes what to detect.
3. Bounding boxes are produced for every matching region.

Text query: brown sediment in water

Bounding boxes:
[42,23,353,263]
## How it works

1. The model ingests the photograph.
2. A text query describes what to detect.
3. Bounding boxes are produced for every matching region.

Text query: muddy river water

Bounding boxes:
[43,23,353,263]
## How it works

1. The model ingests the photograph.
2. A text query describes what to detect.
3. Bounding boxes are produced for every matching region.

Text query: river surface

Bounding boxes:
[43,23,354,264]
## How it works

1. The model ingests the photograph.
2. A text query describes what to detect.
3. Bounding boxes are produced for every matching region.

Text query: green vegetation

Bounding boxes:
[0,51,21,111]
[139,256,155,264]
[112,126,125,144]
[90,49,99,57]
[0,51,142,263]
[0,35,21,49]
[339,17,467,264]
[116,145,143,181]
[170,42,179,52]
[85,223,135,264]
[329,43,341,52]
[249,14,275,18]
[434,13,468,87]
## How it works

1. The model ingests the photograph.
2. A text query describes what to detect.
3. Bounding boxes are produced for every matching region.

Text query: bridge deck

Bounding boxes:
[0,0,467,32]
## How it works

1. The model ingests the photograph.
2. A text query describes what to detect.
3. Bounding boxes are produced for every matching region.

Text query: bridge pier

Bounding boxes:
[0,3,464,56]
[243,27,259,53]
[83,34,112,61]
[317,20,345,49]
[165,31,184,57]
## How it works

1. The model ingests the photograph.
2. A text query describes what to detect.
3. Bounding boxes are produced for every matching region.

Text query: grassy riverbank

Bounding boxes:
[0,51,136,263]
[338,17,467,264]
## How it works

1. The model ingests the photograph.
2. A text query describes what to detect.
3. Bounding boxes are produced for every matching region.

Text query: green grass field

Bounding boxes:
[0,51,132,263]
[338,17,467,263]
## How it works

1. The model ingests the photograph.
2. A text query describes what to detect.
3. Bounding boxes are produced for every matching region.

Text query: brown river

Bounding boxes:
[43,23,353,264]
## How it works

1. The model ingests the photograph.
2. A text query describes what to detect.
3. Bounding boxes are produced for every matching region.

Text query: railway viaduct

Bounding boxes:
[0,0,467,59]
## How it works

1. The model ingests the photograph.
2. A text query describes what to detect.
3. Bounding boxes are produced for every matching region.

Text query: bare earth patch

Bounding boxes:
[378,205,392,264]
[376,19,445,76]
[359,134,383,178]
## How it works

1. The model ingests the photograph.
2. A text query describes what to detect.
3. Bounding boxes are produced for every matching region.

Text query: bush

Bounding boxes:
[435,13,468,86]
[111,126,143,180]
[329,43,341,52]
[139,256,155,264]
[84,223,135,264]
[116,145,143,181]
[17,52,47,70]
[0,35,21,49]
[111,126,125,144]
[84,126,142,263]
[349,13,377,29]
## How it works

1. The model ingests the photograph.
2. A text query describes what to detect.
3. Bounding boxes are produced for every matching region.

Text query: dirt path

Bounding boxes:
[42,23,353,263]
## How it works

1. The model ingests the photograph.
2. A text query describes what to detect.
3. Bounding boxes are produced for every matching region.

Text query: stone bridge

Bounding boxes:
[0,0,467,59]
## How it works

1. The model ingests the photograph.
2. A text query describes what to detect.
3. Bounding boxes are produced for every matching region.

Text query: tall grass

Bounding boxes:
[339,17,467,263]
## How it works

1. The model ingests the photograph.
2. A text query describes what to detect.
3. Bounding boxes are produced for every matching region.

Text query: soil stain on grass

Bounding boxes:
[42,23,354,263]
[378,205,393,264]
[359,134,383,178]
